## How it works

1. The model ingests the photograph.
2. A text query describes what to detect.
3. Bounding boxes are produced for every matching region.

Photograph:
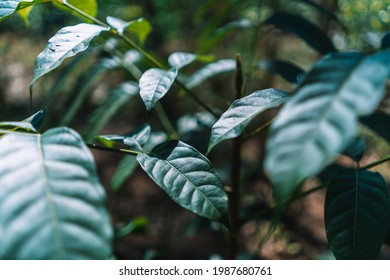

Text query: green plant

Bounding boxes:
[1,0,390,260]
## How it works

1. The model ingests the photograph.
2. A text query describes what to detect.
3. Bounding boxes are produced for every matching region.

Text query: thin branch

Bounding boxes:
[87,143,140,156]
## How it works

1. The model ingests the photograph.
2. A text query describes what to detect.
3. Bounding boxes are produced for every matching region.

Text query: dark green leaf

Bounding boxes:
[139,68,178,111]
[208,89,289,153]
[137,140,228,221]
[0,0,45,22]
[360,112,390,142]
[265,51,390,204]
[343,137,366,162]
[30,23,109,92]
[0,127,113,259]
[257,60,305,83]
[264,12,337,54]
[186,59,236,89]
[325,170,390,259]
[23,108,47,130]
[381,33,390,49]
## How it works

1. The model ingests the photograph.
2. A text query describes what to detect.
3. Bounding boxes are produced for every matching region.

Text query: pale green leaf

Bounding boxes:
[0,127,113,259]
[139,68,178,111]
[168,52,198,69]
[30,23,109,92]
[137,140,228,221]
[265,51,390,204]
[208,89,289,153]
[186,59,236,89]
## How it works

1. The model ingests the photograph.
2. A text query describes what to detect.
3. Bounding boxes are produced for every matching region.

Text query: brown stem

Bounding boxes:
[228,54,244,260]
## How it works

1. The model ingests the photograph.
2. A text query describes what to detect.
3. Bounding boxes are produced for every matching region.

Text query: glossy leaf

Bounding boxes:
[168,52,198,69]
[83,81,139,142]
[54,0,98,19]
[0,122,36,133]
[137,140,228,221]
[30,23,109,92]
[186,59,236,89]
[265,51,390,204]
[0,0,45,22]
[107,16,152,43]
[208,89,289,153]
[325,170,390,259]
[0,127,113,259]
[257,60,305,83]
[23,107,47,130]
[139,68,178,111]
[264,12,336,54]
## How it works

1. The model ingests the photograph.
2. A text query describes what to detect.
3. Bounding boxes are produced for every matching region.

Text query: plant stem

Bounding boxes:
[86,143,140,156]
[242,118,274,141]
[153,103,178,139]
[61,1,109,28]
[228,54,244,260]
[360,155,390,170]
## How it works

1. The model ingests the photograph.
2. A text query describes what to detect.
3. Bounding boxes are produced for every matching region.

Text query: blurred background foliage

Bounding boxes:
[1,0,390,259]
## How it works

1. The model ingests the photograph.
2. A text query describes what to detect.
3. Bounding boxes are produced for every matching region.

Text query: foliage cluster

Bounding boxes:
[1,0,390,260]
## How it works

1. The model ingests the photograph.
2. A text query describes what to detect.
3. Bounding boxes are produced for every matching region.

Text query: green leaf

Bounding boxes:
[257,60,305,83]
[168,52,198,69]
[0,127,113,259]
[200,19,255,52]
[54,0,98,19]
[17,5,33,26]
[137,140,228,221]
[186,59,236,89]
[0,122,36,133]
[23,107,47,130]
[111,156,138,192]
[0,0,46,22]
[139,68,178,111]
[297,0,338,20]
[61,57,122,127]
[325,170,390,259]
[208,89,289,153]
[83,81,139,142]
[115,216,147,239]
[264,12,337,54]
[360,112,390,142]
[343,137,366,162]
[382,33,390,49]
[265,51,390,204]
[99,124,151,152]
[107,16,152,44]
[30,23,109,92]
